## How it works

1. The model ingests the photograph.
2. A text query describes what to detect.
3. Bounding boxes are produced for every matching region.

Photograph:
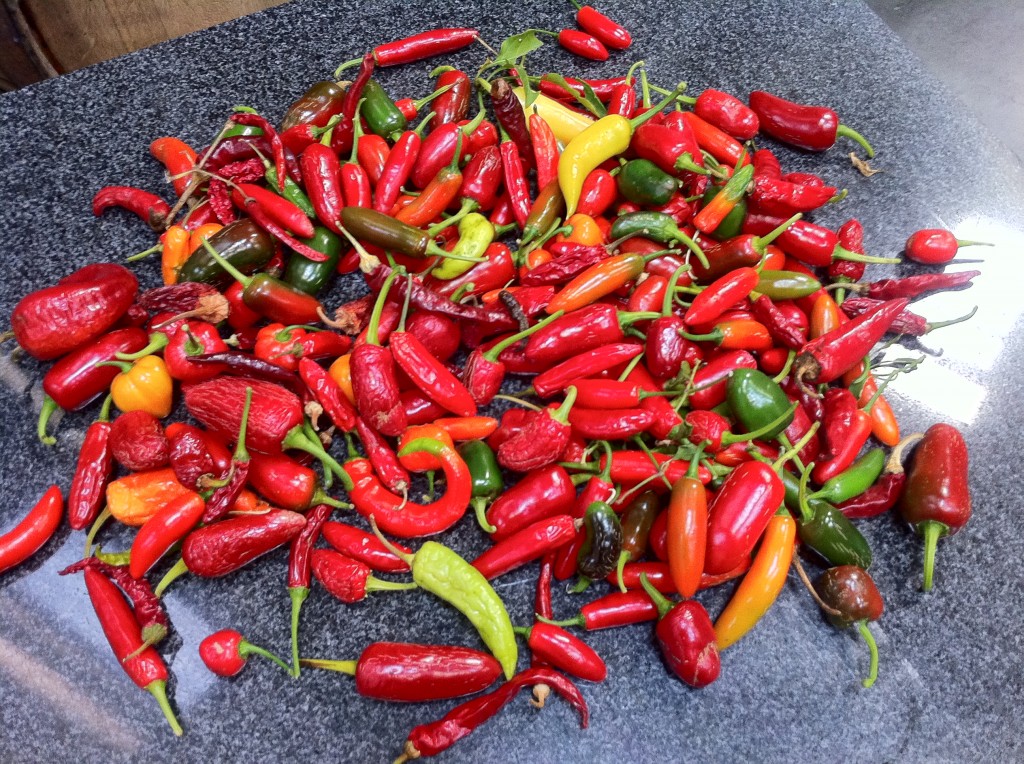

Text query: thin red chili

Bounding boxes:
[92,186,170,230]
[0,485,63,574]
[355,417,410,495]
[472,515,577,580]
[371,28,478,66]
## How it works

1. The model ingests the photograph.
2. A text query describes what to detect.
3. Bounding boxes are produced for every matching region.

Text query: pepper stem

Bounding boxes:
[771,351,797,384]
[638,573,672,619]
[754,213,802,251]
[311,489,352,510]
[568,576,591,594]
[300,658,358,674]
[232,387,253,463]
[37,395,59,446]
[535,613,584,629]
[238,639,294,673]
[772,420,820,472]
[84,506,112,557]
[200,237,253,287]
[472,497,497,533]
[628,82,688,130]
[833,245,901,264]
[289,585,308,678]
[835,124,875,159]
[796,461,816,523]
[367,515,416,567]
[365,266,404,346]
[366,577,418,593]
[856,620,880,688]
[920,519,945,591]
[662,264,691,316]
[925,305,978,334]
[281,425,354,491]
[549,386,578,425]
[146,679,183,736]
[115,332,169,361]
[722,402,798,447]
[614,550,630,593]
[883,432,924,475]
[154,557,189,598]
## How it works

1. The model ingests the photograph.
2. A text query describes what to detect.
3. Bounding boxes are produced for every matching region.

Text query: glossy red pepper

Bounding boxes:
[705,461,785,575]
[322,521,411,573]
[0,485,63,574]
[368,28,478,66]
[640,576,720,688]
[532,342,643,398]
[199,628,292,677]
[130,491,205,578]
[558,29,609,60]
[472,515,577,580]
[390,330,477,417]
[500,136,531,228]
[67,404,114,531]
[749,90,874,156]
[693,88,759,140]
[164,321,228,382]
[551,590,659,630]
[569,407,655,440]
[92,185,170,230]
[350,272,407,437]
[486,464,576,542]
[519,622,607,681]
[181,509,306,578]
[247,452,343,512]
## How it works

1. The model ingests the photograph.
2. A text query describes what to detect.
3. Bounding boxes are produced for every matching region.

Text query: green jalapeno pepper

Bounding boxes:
[609,211,707,268]
[617,159,678,207]
[433,213,495,280]
[702,183,746,240]
[285,226,342,296]
[756,270,823,300]
[810,448,886,505]
[460,440,504,532]
[265,164,316,218]
[726,368,795,439]
[177,219,275,287]
[362,79,408,140]
[577,500,623,582]
[779,468,873,568]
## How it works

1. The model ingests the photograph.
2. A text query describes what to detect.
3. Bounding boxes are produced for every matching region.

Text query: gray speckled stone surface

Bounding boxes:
[1,1,1023,762]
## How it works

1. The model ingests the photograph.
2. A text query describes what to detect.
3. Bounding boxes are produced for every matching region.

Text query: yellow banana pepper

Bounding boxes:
[558,114,633,218]
[512,87,593,145]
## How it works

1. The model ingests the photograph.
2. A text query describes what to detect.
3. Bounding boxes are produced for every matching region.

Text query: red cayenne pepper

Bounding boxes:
[557,29,610,61]
[393,667,588,762]
[129,491,206,579]
[531,113,560,190]
[322,521,412,573]
[355,417,410,495]
[864,270,980,301]
[748,90,875,157]
[288,502,334,676]
[572,2,632,50]
[546,590,659,631]
[471,515,577,580]
[487,464,577,542]
[838,434,920,519]
[813,388,872,485]
[67,397,114,530]
[175,509,307,581]
[0,485,63,574]
[92,186,170,230]
[369,28,479,67]
[515,622,607,681]
[350,269,407,436]
[79,566,182,735]
[302,642,501,701]
[499,131,531,228]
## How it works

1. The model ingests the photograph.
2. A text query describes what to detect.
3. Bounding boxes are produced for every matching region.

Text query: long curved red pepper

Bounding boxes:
[92,186,170,230]
[0,485,63,574]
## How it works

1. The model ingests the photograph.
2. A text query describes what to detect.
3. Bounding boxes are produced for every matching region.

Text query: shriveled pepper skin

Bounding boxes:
[182,510,307,577]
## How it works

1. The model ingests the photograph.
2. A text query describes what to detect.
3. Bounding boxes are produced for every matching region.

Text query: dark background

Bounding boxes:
[1,1,1022,761]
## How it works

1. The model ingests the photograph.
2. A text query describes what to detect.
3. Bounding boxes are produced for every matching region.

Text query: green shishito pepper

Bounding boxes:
[177,219,275,287]
[780,468,873,569]
[701,182,746,241]
[756,270,822,300]
[810,448,886,505]
[284,226,341,296]
[608,211,708,269]
[460,440,504,532]
[362,79,408,140]
[617,159,679,207]
[727,368,795,439]
[371,525,518,680]
[433,213,495,280]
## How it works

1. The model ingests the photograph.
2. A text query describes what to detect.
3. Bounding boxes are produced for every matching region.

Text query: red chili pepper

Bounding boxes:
[350,272,407,437]
[390,330,477,417]
[571,379,665,409]
[607,561,676,593]
[150,136,197,197]
[838,436,916,520]
[644,315,700,381]
[483,464,576,542]
[472,515,577,580]
[749,175,837,217]
[11,263,139,361]
[92,185,170,230]
[357,133,390,187]
[679,112,748,166]
[552,590,659,631]
[524,303,631,365]
[374,129,422,213]
[67,404,114,532]
[322,521,411,573]
[492,78,535,169]
[749,90,875,156]
[530,112,560,191]
[497,390,577,472]
[684,266,760,326]
[395,667,587,761]
[750,294,806,350]
[304,642,501,701]
[356,417,410,494]
[827,218,867,284]
[569,406,655,440]
[573,3,631,49]
[129,491,205,578]
[286,501,333,675]
[166,422,230,489]
[368,27,478,67]
[425,242,516,300]
[411,122,470,190]
[298,357,357,431]
[558,29,609,61]
[79,566,182,735]
[312,548,415,604]
[794,298,909,387]
[705,461,785,575]
[812,388,873,485]
[864,270,979,301]
[532,342,643,398]
[299,142,346,233]
[199,628,292,677]
[689,349,758,410]
[693,89,759,140]
[109,410,170,472]
[666,455,707,597]
[639,576,721,688]
[598,449,710,488]
[180,509,306,578]
[232,183,314,238]
[904,228,990,264]
[517,622,606,682]
[499,137,531,228]
[245,452,334,513]
[427,67,471,129]
[576,169,618,217]
[900,424,971,591]
[0,485,63,574]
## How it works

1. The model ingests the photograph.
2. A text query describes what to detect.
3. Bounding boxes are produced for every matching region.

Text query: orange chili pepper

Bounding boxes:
[713,511,796,649]
[160,225,191,285]
[684,319,773,351]
[106,468,192,527]
[526,248,553,270]
[397,425,455,472]
[546,251,646,314]
[433,416,499,441]
[761,244,786,270]
[809,292,841,339]
[229,488,272,515]
[150,136,197,197]
[188,223,223,255]
[562,213,604,246]
[666,456,706,598]
[395,168,463,228]
[328,354,355,404]
[859,374,901,446]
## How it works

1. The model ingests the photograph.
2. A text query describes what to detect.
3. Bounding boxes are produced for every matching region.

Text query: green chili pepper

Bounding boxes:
[520,179,566,247]
[265,164,316,218]
[810,448,886,505]
[222,123,264,138]
[608,211,707,268]
[433,213,495,280]
[284,226,341,296]
[701,183,746,240]
[362,79,408,140]
[372,530,518,680]
[755,270,823,300]
[617,159,678,207]
[460,440,504,533]
[177,219,275,287]
[789,467,873,568]
[577,500,623,582]
[726,368,795,439]
[340,207,456,260]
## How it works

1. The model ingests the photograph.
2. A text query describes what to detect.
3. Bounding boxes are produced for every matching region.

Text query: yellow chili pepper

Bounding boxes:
[512,88,593,145]
[108,356,174,418]
[107,468,192,526]
[713,512,796,649]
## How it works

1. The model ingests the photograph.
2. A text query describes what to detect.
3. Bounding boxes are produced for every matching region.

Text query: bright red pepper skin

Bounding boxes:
[298,357,357,432]
[472,515,577,580]
[577,590,659,630]
[352,642,502,701]
[901,424,971,532]
[500,139,531,228]
[43,328,148,411]
[904,228,965,264]
[92,186,171,230]
[705,461,785,575]
[525,622,607,681]
[459,145,503,212]
[694,89,759,140]
[371,28,478,66]
[11,263,139,361]
[533,342,643,398]
[689,349,758,410]
[248,452,319,511]
[569,407,655,440]
[749,90,862,153]
[355,417,409,494]
[576,169,618,218]
[655,599,720,688]
[289,502,332,591]
[412,123,467,189]
[350,343,407,437]
[164,321,228,382]
[109,410,170,472]
[130,492,205,578]
[182,509,306,577]
[299,143,345,234]
[198,629,249,677]
[374,131,421,212]
[321,521,411,573]
[632,122,705,177]
[558,29,610,61]
[742,212,838,268]
[0,486,63,574]
[685,267,760,327]
[184,377,303,454]
[68,421,113,530]
[576,5,631,49]
[390,332,477,417]
[486,465,576,541]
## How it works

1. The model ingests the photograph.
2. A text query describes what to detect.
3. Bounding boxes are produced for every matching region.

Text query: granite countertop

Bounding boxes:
[2,1,1023,762]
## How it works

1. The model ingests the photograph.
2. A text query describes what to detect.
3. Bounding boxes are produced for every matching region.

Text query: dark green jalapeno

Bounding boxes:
[609,211,707,268]
[285,226,341,296]
[460,440,504,532]
[810,448,886,505]
[726,368,795,439]
[781,468,873,568]
[617,159,678,207]
[340,208,453,259]
[362,80,408,140]
[577,501,623,582]
[177,219,275,287]
[756,270,823,300]
[612,491,661,590]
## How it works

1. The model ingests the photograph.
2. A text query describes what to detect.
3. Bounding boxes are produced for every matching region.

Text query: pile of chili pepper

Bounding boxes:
[0,18,981,759]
